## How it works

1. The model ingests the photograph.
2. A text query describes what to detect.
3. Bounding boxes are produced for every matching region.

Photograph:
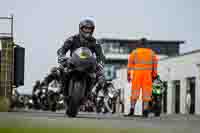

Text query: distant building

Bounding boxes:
[98,38,184,80]
[158,49,200,115]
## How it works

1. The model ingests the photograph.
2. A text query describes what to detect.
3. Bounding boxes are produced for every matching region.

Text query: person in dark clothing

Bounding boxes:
[32,80,42,107]
[40,17,106,95]
[32,80,41,94]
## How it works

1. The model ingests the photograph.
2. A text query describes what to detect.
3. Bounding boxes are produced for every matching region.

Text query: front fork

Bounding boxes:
[104,96,113,113]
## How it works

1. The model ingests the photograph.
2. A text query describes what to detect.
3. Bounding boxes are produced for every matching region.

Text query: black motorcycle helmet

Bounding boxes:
[35,80,40,85]
[79,18,95,40]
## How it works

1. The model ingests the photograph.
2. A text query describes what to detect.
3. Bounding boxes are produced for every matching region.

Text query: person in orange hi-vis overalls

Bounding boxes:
[127,38,158,116]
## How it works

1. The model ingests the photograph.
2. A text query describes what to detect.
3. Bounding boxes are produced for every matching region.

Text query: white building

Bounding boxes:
[159,49,200,115]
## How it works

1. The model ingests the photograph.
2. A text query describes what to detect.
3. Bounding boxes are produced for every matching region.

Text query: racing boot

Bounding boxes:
[142,102,150,118]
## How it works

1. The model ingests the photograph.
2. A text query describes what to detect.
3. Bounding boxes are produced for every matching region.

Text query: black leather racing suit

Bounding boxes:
[41,34,106,94]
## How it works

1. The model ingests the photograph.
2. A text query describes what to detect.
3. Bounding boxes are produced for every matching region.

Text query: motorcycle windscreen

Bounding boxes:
[152,85,162,95]
[73,47,93,58]
[71,47,97,71]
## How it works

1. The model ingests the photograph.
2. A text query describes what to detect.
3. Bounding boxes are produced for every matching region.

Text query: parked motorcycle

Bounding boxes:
[27,98,33,109]
[96,80,120,114]
[39,87,49,110]
[96,89,105,113]
[62,47,97,117]
[32,87,49,110]
[148,79,165,117]
[48,84,62,112]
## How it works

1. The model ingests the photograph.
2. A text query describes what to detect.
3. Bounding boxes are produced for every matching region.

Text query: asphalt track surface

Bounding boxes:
[1,110,200,132]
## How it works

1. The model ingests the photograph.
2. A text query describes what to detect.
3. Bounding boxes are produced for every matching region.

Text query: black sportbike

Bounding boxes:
[62,47,97,117]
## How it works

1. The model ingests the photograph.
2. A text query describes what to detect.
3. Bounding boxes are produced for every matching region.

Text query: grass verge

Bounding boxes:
[0,128,161,133]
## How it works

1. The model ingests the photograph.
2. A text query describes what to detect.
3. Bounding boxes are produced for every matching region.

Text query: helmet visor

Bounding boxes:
[82,26,93,33]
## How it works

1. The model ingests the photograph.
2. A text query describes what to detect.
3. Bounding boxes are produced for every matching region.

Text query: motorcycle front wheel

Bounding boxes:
[66,78,86,117]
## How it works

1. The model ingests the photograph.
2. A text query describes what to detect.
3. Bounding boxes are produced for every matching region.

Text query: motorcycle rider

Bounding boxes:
[32,80,41,94]
[40,17,106,97]
[32,80,42,107]
[32,80,41,99]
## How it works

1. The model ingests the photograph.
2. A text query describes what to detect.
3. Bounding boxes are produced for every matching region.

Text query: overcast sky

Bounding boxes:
[0,0,200,94]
